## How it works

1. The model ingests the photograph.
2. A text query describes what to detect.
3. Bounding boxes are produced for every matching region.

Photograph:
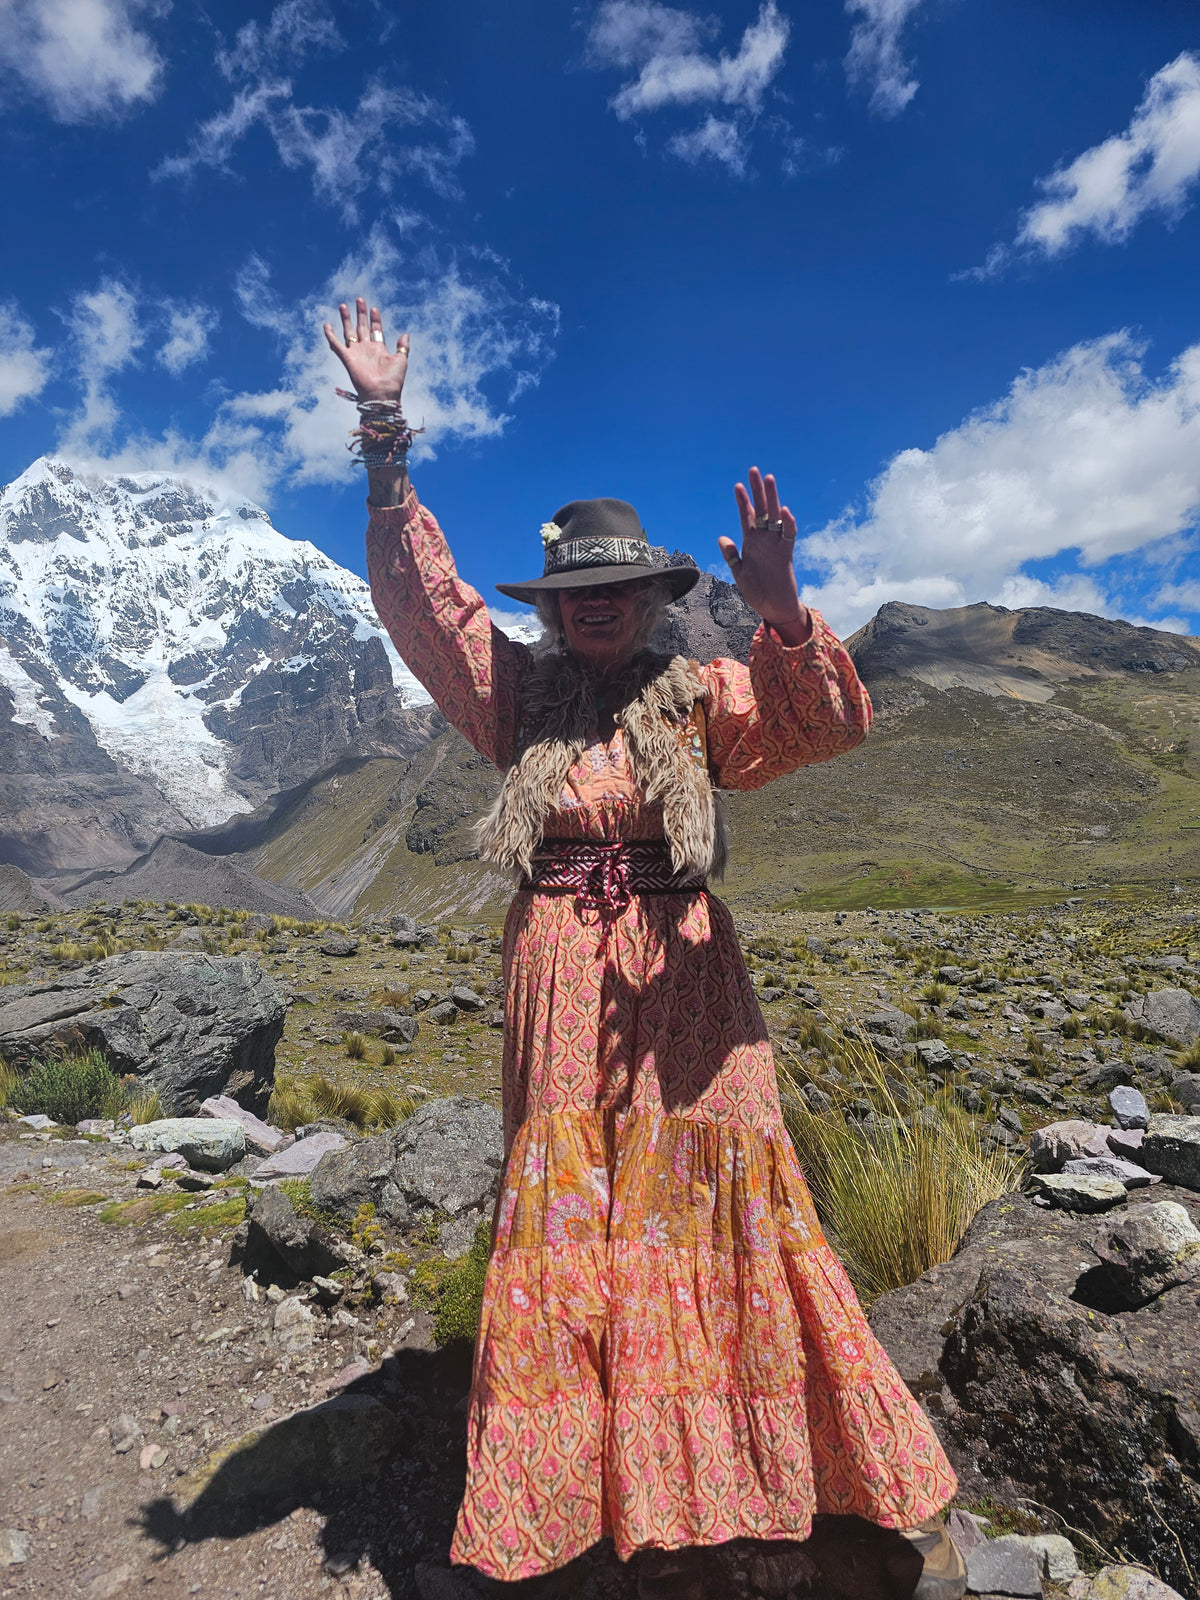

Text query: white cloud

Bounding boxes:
[585,0,789,176]
[0,303,52,416]
[154,78,473,219]
[968,54,1200,277]
[0,0,163,123]
[799,331,1200,637]
[667,114,748,174]
[843,0,923,119]
[157,303,218,375]
[52,234,559,504]
[216,0,343,81]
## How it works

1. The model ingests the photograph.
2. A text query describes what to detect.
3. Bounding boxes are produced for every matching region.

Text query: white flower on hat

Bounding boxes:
[540,521,562,549]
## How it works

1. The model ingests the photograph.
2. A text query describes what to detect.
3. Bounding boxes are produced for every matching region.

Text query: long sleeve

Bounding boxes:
[365,488,531,769]
[700,614,872,791]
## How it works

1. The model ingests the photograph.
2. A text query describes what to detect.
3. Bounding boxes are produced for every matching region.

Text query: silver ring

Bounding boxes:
[767,518,786,534]
[754,514,770,529]
[370,331,385,343]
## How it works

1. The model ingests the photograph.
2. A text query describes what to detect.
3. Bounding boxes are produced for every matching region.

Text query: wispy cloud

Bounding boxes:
[155,78,473,220]
[843,0,924,119]
[157,303,219,375]
[585,0,790,177]
[968,53,1200,278]
[215,0,344,81]
[0,302,52,417]
[53,233,559,503]
[799,331,1200,636]
[0,0,164,123]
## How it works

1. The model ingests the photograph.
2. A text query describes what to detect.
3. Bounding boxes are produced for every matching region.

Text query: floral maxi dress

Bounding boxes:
[366,491,957,1583]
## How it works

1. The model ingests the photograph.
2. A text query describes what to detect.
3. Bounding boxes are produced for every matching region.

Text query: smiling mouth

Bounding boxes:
[578,613,618,625]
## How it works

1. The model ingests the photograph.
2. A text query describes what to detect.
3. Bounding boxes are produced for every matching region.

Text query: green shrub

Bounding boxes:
[0,1061,19,1109]
[10,1049,125,1125]
[921,980,952,1006]
[4,913,20,931]
[412,1221,492,1346]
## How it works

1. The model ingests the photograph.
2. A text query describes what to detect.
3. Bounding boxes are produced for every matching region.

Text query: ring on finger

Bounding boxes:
[767,518,786,534]
[370,331,385,343]
[346,333,359,344]
[754,514,770,529]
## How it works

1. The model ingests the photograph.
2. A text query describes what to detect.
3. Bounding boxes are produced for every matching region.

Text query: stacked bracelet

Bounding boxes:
[337,388,424,469]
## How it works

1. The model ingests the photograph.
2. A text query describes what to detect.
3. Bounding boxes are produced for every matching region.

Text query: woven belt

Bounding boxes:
[522,840,706,918]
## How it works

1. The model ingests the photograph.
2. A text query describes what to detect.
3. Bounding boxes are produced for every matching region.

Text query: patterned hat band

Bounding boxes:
[543,536,655,576]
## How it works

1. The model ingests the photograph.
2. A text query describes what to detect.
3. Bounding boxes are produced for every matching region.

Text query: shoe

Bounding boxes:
[637,1546,705,1600]
[897,1517,967,1600]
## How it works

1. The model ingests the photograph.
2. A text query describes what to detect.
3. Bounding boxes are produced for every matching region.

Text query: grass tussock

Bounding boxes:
[779,1042,1021,1305]
[411,1220,492,1346]
[2,1048,166,1127]
[343,1031,368,1060]
[268,1072,417,1133]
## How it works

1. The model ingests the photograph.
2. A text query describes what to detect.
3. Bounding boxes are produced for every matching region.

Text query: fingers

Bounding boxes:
[338,302,354,344]
[356,296,369,342]
[716,535,741,571]
[780,504,798,542]
[396,331,409,358]
[734,481,755,539]
[764,473,783,523]
[369,304,384,343]
[748,465,768,523]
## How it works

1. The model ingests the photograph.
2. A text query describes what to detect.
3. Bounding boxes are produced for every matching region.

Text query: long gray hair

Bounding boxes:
[534,576,675,656]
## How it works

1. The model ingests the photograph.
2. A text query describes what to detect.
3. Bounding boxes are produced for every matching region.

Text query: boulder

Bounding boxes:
[427,1001,459,1026]
[319,936,359,958]
[964,1536,1042,1597]
[1140,1115,1200,1190]
[916,1039,952,1070]
[1171,1072,1200,1114]
[1108,1126,1145,1160]
[199,1095,290,1155]
[1088,1567,1187,1600]
[1109,1085,1150,1130]
[0,952,285,1113]
[271,1295,316,1353]
[1091,1201,1200,1307]
[1027,1172,1127,1212]
[128,1118,245,1172]
[449,986,485,1012]
[251,1130,348,1182]
[245,1186,348,1281]
[1028,1120,1110,1172]
[329,1009,419,1044]
[1061,1156,1159,1190]
[309,1096,503,1228]
[1122,988,1200,1048]
[869,1191,1200,1595]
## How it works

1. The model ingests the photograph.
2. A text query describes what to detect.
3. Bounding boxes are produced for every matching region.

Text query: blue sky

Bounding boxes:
[1,0,1198,638]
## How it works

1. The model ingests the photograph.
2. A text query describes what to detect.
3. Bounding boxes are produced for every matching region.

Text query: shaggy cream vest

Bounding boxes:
[474,650,727,881]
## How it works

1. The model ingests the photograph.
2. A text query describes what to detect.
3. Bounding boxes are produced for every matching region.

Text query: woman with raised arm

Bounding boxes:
[325,299,962,1600]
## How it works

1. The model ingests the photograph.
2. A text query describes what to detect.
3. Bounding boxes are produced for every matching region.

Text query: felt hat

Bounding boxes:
[494,497,700,605]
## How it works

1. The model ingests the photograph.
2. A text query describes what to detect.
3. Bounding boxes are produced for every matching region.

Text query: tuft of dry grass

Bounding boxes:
[268,1072,417,1133]
[343,1031,368,1061]
[779,1041,1022,1305]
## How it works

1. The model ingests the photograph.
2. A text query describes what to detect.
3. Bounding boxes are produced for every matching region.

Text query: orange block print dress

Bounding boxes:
[366,491,956,1583]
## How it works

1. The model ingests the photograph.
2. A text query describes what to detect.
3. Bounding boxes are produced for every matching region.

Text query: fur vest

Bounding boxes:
[474,650,727,880]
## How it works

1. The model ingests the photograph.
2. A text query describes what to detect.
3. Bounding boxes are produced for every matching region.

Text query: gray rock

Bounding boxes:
[1110,1084,1150,1130]
[1081,1061,1137,1092]
[411,989,435,1011]
[0,951,285,1113]
[1171,1071,1200,1113]
[439,1210,483,1259]
[1062,1155,1159,1190]
[916,1039,952,1069]
[246,1186,346,1280]
[1004,1534,1079,1581]
[16,1113,56,1129]
[1027,1172,1127,1211]
[1065,990,1092,1012]
[0,1530,30,1566]
[199,1094,290,1154]
[252,1130,348,1182]
[449,986,485,1012]
[76,1118,114,1136]
[1140,1115,1200,1190]
[946,1508,989,1556]
[319,936,359,958]
[128,1118,246,1172]
[1033,999,1069,1026]
[863,1008,908,1040]
[937,965,964,983]
[427,1001,459,1026]
[1108,1126,1145,1160]
[1092,1200,1200,1307]
[1028,1120,1110,1172]
[965,1535,1043,1596]
[1123,988,1200,1048]
[330,1008,419,1044]
[271,1295,316,1353]
[758,986,785,1004]
[1088,1566,1187,1599]
[309,1096,503,1228]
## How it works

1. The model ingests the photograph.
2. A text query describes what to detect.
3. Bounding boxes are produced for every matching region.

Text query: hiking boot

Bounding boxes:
[637,1546,705,1600]
[896,1517,967,1600]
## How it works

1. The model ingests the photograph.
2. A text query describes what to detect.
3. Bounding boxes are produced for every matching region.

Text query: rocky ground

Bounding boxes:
[1,885,1199,1599]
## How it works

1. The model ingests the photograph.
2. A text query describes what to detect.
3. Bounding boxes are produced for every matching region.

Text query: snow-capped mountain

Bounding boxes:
[0,457,457,872]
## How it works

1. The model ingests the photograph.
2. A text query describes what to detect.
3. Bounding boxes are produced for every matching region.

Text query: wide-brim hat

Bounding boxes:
[495,497,700,605]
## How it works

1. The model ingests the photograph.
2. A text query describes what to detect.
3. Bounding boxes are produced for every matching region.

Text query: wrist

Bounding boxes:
[762,606,812,647]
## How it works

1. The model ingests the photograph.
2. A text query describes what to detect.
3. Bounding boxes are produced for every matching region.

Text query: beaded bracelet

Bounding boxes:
[337,388,424,468]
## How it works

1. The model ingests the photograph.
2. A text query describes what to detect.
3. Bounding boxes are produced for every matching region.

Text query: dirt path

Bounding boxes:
[0,1126,489,1600]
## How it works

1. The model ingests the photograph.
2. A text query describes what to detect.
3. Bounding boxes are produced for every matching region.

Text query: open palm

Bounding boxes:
[718,467,808,641]
[322,296,408,402]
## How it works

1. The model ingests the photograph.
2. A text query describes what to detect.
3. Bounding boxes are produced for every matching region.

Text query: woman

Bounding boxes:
[326,299,961,1600]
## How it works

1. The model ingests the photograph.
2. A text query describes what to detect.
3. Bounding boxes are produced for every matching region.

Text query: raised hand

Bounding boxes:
[718,467,811,645]
[322,295,408,402]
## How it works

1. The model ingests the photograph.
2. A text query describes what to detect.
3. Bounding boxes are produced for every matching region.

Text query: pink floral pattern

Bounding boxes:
[366,493,955,1582]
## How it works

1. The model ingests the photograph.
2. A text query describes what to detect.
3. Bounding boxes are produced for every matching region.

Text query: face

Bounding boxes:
[557,580,646,672]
